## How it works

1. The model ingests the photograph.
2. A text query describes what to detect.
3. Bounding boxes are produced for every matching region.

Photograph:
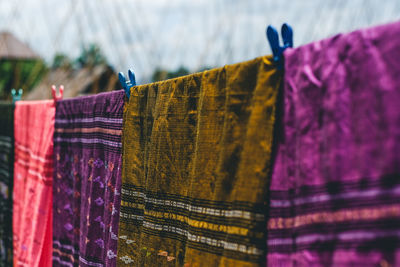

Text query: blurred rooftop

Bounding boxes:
[25,65,119,100]
[0,31,40,60]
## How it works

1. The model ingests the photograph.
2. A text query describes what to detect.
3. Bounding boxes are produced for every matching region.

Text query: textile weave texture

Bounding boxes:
[117,56,281,266]
[53,91,124,267]
[0,103,14,267]
[13,100,55,267]
[266,21,400,266]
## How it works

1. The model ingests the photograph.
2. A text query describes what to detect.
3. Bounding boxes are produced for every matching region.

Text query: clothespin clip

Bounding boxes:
[51,85,64,102]
[11,88,23,103]
[118,69,136,99]
[266,23,293,69]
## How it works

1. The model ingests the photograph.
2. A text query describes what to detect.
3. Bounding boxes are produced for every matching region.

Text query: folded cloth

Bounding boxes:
[52,91,124,267]
[13,100,55,267]
[0,102,14,266]
[267,21,400,266]
[117,56,281,266]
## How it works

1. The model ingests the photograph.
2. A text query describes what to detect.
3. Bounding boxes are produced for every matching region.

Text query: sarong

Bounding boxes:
[53,91,124,267]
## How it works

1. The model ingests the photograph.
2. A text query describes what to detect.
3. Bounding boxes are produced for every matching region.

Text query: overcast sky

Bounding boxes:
[0,0,399,82]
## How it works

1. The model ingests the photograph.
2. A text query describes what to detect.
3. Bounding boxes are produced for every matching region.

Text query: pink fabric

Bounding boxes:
[13,100,55,267]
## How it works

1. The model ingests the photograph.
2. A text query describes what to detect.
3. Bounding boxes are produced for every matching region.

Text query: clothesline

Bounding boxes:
[0,20,400,267]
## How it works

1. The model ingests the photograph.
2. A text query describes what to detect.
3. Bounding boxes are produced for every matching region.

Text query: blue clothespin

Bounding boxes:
[11,88,23,103]
[118,69,136,99]
[266,23,293,68]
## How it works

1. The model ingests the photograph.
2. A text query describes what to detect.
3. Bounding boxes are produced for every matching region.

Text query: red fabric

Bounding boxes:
[13,100,55,267]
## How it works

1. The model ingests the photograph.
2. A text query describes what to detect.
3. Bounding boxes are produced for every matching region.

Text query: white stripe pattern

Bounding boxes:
[0,136,11,142]
[0,140,11,148]
[53,240,78,255]
[15,142,47,163]
[122,188,264,221]
[0,168,9,178]
[79,256,104,267]
[270,184,400,208]
[56,117,122,124]
[54,137,121,148]
[28,169,52,183]
[268,230,400,246]
[120,212,262,256]
[52,256,74,267]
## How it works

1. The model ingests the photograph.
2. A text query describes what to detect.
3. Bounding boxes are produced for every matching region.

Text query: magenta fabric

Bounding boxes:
[267,21,400,266]
[52,91,124,267]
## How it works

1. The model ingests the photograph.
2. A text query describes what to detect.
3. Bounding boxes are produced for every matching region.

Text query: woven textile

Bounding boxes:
[0,103,14,267]
[267,21,400,266]
[53,91,124,267]
[13,100,55,267]
[117,56,281,266]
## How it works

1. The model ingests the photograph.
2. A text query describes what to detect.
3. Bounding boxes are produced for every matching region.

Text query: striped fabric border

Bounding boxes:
[120,184,267,263]
[54,108,123,153]
[13,142,53,185]
[267,174,400,253]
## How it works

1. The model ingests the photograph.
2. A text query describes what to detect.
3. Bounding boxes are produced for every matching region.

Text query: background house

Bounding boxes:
[0,33,119,100]
[0,31,46,100]
[25,64,119,100]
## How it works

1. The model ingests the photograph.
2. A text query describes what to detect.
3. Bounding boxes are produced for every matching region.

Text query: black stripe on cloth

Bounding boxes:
[139,226,264,263]
[121,212,265,246]
[268,195,400,218]
[54,132,122,142]
[122,184,266,213]
[120,202,266,229]
[55,122,122,130]
[54,142,122,153]
[269,174,400,199]
[55,112,123,120]
[268,217,400,239]
[268,233,400,253]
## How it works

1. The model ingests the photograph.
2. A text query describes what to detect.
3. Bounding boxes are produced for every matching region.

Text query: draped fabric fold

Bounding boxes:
[13,100,55,267]
[52,90,124,267]
[0,102,14,267]
[266,21,400,266]
[117,56,281,266]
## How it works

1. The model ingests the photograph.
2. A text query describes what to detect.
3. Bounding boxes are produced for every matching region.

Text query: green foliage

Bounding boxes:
[151,68,168,82]
[0,59,47,99]
[197,66,212,72]
[76,44,107,68]
[52,53,72,69]
[168,66,190,79]
[151,66,190,82]
[0,42,109,100]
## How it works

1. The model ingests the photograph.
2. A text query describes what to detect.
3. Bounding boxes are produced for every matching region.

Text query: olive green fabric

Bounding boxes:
[117,56,281,267]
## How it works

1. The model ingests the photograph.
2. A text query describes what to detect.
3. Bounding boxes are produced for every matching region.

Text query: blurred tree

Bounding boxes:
[151,68,168,82]
[167,66,190,79]
[197,66,212,72]
[0,31,47,99]
[52,53,73,69]
[151,66,190,82]
[0,60,47,100]
[76,44,107,68]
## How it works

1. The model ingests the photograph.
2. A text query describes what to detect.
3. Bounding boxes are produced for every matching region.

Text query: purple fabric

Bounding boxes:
[53,91,124,267]
[267,21,400,266]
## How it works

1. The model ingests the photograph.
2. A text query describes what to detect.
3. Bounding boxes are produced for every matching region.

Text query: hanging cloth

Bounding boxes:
[52,91,124,267]
[0,102,14,266]
[266,21,400,266]
[117,56,281,266]
[13,100,55,267]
